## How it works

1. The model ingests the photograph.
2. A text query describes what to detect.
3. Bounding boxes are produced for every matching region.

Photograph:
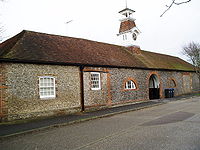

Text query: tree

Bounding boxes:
[161,0,192,17]
[182,42,200,82]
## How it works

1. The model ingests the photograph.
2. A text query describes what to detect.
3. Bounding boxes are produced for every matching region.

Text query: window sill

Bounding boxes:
[40,96,56,100]
[91,88,101,91]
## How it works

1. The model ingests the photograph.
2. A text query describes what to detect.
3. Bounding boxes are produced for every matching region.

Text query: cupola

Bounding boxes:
[117,6,141,47]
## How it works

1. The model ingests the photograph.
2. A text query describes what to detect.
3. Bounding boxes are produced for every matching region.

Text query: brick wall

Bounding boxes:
[192,73,200,92]
[2,62,200,121]
[83,67,109,108]
[0,64,8,121]
[109,68,149,104]
[82,67,199,107]
[3,63,81,120]
[108,68,199,104]
[159,71,184,97]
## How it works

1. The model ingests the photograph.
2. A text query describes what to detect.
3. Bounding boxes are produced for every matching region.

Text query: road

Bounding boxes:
[1,96,200,150]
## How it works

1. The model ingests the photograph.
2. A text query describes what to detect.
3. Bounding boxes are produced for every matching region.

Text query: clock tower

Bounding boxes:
[117,7,141,47]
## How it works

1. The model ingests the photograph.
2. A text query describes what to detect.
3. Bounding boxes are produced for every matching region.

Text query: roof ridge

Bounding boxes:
[24,30,126,49]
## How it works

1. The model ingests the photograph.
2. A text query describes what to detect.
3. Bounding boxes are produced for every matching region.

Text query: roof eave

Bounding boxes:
[0,58,195,73]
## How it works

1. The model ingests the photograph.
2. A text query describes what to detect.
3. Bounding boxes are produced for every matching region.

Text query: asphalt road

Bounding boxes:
[0,100,160,137]
[1,96,200,150]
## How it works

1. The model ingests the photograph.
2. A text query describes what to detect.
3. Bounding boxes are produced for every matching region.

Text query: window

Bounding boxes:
[123,34,127,40]
[39,76,56,99]
[125,80,136,90]
[169,79,176,88]
[132,33,137,41]
[91,72,101,90]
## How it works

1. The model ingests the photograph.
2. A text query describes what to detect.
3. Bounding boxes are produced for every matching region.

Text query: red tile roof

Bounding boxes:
[119,20,136,33]
[0,30,195,71]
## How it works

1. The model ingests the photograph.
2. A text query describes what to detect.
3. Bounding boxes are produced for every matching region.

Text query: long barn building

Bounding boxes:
[0,7,199,121]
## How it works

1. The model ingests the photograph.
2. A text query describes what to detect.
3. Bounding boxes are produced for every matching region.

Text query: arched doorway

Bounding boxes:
[149,74,160,100]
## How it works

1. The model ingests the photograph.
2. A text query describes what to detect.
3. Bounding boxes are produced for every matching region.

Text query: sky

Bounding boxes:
[1,0,200,61]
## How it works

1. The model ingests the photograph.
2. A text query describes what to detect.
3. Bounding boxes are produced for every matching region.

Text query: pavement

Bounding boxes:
[0,93,199,138]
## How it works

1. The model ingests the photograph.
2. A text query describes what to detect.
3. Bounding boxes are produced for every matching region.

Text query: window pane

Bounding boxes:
[91,73,100,90]
[39,77,55,98]
[125,80,136,89]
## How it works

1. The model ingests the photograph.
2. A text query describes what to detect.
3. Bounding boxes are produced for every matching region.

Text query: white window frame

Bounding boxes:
[123,34,127,40]
[91,72,101,90]
[125,80,136,90]
[39,76,56,99]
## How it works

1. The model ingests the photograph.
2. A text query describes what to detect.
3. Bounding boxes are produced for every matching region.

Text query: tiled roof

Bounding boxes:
[119,20,136,33]
[0,30,194,71]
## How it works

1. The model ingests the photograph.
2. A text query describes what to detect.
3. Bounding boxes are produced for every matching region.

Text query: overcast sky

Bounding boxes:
[1,0,200,60]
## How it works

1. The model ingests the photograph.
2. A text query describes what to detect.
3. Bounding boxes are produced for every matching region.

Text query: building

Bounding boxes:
[0,7,199,121]
[117,7,141,46]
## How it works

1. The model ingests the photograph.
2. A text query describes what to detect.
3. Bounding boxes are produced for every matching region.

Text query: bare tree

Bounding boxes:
[182,42,200,81]
[161,0,192,17]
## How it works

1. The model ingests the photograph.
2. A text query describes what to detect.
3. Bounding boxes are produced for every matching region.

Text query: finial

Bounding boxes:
[125,0,127,8]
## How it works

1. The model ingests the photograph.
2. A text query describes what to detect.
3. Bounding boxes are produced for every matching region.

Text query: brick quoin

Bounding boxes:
[0,73,7,121]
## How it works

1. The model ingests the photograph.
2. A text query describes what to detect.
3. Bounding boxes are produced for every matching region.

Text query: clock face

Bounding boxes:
[132,33,137,41]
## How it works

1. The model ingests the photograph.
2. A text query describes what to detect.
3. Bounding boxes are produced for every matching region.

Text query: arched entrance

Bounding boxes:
[149,74,160,100]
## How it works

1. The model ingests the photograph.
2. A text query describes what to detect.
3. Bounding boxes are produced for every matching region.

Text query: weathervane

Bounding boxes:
[125,0,128,8]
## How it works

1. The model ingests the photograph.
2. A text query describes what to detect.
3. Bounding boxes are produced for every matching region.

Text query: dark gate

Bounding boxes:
[149,74,160,100]
[149,88,160,100]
